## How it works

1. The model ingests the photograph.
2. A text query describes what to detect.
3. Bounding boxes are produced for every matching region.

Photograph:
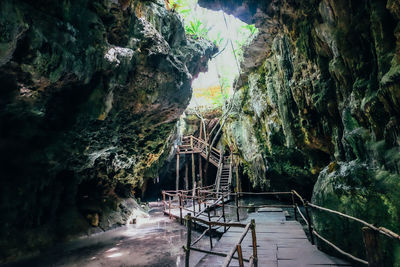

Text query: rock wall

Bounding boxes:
[200,0,400,264]
[0,0,216,262]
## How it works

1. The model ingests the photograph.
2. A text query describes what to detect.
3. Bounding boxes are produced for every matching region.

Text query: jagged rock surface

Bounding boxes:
[0,0,216,262]
[200,0,400,264]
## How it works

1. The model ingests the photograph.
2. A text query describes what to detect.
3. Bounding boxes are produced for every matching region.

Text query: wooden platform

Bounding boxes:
[194,209,351,267]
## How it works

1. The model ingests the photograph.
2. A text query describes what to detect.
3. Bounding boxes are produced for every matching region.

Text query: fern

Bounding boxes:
[185,18,210,39]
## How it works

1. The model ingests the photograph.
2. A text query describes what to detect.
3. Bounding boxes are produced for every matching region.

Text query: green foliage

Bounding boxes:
[213,32,224,47]
[242,24,258,36]
[168,0,192,13]
[234,24,259,60]
[185,18,211,39]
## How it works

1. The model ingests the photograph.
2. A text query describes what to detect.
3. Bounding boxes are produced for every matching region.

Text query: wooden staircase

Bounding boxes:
[177,136,233,193]
[216,156,232,193]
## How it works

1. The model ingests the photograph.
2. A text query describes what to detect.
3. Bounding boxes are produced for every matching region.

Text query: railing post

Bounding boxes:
[362,227,383,267]
[192,192,196,216]
[250,219,258,267]
[222,199,226,233]
[207,205,213,249]
[176,154,180,191]
[203,192,207,209]
[213,199,217,216]
[291,192,297,221]
[185,213,192,267]
[169,195,172,219]
[235,193,240,221]
[162,191,166,211]
[305,202,315,245]
[197,187,201,211]
[185,159,189,191]
[179,193,183,224]
[236,244,244,267]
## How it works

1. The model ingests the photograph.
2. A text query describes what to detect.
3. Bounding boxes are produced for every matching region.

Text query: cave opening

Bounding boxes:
[143,0,259,201]
[1,0,400,266]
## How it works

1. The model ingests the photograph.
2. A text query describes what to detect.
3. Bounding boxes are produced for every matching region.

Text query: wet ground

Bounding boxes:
[4,208,215,267]
[4,196,297,267]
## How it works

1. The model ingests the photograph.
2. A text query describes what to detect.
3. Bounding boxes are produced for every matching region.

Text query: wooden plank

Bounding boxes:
[258,207,283,212]
[193,208,350,267]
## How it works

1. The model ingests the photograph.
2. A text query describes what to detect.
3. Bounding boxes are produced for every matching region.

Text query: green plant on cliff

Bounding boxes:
[213,32,224,47]
[234,24,259,60]
[242,24,258,36]
[185,18,211,39]
[167,0,191,13]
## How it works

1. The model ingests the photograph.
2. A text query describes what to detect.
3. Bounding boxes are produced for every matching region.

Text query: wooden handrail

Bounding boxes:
[191,216,247,228]
[170,181,400,267]
[194,195,224,218]
[291,190,306,205]
[228,190,400,266]
[187,135,221,154]
[222,221,254,267]
[312,229,368,265]
[307,202,400,241]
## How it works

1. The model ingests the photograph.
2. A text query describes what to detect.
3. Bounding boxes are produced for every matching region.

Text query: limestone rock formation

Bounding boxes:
[0,0,216,262]
[199,0,400,264]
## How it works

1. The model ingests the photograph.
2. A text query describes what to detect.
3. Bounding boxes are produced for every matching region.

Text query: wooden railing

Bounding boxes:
[162,185,257,267]
[162,185,225,223]
[163,184,400,266]
[222,219,257,267]
[184,215,258,267]
[228,191,400,266]
[179,135,221,166]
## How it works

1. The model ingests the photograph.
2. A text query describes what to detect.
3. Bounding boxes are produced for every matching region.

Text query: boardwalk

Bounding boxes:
[165,136,398,266]
[195,208,351,267]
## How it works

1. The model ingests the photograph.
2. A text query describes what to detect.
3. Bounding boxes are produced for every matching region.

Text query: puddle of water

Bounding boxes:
[4,208,215,267]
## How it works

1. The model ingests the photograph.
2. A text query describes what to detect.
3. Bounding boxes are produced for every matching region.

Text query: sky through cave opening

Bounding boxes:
[171,0,258,112]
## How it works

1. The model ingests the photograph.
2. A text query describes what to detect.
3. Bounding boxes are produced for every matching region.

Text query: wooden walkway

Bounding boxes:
[194,208,351,267]
[163,188,400,266]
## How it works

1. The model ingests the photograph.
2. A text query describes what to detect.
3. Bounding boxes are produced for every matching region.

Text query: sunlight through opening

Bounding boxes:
[172,0,258,112]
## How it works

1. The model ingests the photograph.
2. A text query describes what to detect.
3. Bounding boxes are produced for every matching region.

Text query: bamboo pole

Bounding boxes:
[190,137,195,191]
[362,227,383,267]
[188,247,249,262]
[308,202,400,240]
[191,216,247,228]
[197,187,201,211]
[235,193,240,221]
[199,123,203,186]
[191,228,209,247]
[305,205,315,245]
[222,223,251,267]
[185,213,192,267]
[192,192,196,216]
[162,191,166,211]
[199,155,203,186]
[176,154,180,191]
[222,199,226,233]
[291,192,297,221]
[207,206,213,249]
[179,194,183,224]
[169,195,172,219]
[192,153,195,189]
[250,219,258,267]
[237,244,244,267]
[235,156,240,197]
[313,229,368,265]
[292,190,305,205]
[185,158,189,191]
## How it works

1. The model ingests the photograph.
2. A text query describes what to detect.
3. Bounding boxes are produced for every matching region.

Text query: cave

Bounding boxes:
[0,0,400,266]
